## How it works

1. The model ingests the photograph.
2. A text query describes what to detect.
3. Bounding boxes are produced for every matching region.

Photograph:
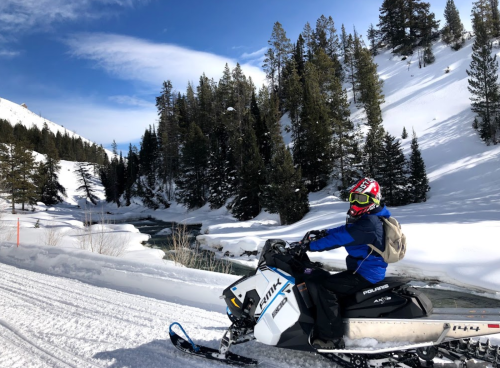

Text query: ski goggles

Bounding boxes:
[349,192,380,205]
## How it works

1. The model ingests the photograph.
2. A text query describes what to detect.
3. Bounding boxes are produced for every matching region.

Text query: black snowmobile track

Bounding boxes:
[170,330,258,366]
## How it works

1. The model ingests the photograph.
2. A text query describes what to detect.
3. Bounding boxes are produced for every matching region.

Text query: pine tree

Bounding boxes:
[36,139,66,205]
[175,123,209,209]
[379,133,408,206]
[472,0,500,38]
[378,0,406,52]
[75,163,98,205]
[329,77,361,190]
[0,140,37,213]
[442,0,465,49]
[367,23,380,56]
[263,22,292,101]
[491,0,500,37]
[355,42,386,179]
[467,14,500,144]
[345,33,358,104]
[230,113,266,221]
[125,144,139,206]
[252,89,271,166]
[379,0,439,55]
[314,15,343,81]
[262,142,309,225]
[156,80,179,200]
[298,59,333,191]
[408,130,430,203]
[402,127,409,139]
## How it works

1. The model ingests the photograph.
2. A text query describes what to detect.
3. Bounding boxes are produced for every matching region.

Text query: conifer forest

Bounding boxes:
[2,0,500,225]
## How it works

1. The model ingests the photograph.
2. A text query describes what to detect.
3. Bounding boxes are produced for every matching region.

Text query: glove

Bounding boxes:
[288,241,310,256]
[303,230,328,242]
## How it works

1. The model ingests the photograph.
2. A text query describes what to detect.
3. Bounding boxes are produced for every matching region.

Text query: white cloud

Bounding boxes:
[0,49,21,58]
[108,95,154,108]
[241,47,267,60]
[0,0,145,33]
[64,33,267,90]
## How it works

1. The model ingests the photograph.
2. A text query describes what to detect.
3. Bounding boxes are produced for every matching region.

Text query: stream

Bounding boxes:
[125,217,255,276]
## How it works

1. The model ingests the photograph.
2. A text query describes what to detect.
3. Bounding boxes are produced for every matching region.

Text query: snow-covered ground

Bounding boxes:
[1,38,500,367]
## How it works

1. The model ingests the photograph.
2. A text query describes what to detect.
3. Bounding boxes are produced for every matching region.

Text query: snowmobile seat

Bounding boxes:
[354,277,409,303]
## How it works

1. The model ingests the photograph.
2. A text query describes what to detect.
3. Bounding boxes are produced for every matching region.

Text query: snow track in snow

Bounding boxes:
[0,263,331,368]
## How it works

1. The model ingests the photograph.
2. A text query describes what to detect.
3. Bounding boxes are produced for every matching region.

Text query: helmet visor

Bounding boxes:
[349,192,379,205]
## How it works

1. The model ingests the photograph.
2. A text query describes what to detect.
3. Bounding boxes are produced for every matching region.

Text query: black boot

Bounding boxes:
[312,336,345,350]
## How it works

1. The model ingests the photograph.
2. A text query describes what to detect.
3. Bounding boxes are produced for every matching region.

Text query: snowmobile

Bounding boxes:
[170,238,500,367]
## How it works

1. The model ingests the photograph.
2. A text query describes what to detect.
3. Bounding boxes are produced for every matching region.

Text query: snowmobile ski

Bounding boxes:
[169,323,257,366]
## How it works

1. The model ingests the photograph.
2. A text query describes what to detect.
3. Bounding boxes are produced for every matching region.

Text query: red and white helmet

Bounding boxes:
[348,177,381,217]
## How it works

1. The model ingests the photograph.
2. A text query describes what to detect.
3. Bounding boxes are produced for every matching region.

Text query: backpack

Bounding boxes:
[367,217,406,263]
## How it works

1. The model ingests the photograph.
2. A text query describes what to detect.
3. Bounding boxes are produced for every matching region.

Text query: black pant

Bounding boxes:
[306,270,372,339]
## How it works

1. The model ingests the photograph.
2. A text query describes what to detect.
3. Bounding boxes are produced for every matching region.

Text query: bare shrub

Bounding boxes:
[165,224,232,274]
[76,208,127,257]
[42,225,64,247]
[76,225,128,257]
[0,201,15,243]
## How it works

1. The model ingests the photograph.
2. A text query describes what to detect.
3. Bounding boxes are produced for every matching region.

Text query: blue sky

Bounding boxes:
[0,0,474,152]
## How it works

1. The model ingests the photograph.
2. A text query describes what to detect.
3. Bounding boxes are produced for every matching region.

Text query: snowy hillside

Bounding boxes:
[0,97,112,156]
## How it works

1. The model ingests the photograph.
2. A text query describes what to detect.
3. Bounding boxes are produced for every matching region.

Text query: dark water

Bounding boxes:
[126,217,254,276]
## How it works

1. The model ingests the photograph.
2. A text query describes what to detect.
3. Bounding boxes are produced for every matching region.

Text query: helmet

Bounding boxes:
[348,178,381,217]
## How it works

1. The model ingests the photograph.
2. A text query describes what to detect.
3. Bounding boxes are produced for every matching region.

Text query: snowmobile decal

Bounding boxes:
[362,283,389,295]
[258,279,282,310]
[374,296,391,304]
[257,281,289,322]
[231,298,240,308]
[272,297,288,318]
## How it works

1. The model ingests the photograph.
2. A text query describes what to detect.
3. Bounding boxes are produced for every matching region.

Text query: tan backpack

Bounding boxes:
[368,217,406,263]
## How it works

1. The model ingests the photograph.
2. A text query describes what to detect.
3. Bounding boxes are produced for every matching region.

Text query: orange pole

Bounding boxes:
[17,218,19,247]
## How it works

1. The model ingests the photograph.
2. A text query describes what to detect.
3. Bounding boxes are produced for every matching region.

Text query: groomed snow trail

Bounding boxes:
[0,263,331,368]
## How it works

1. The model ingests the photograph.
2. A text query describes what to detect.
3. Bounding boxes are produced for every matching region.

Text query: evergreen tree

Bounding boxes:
[467,14,500,144]
[379,133,408,206]
[402,126,409,139]
[75,163,98,205]
[262,142,309,225]
[442,0,465,49]
[472,0,500,38]
[355,42,385,178]
[491,0,500,37]
[314,15,343,81]
[329,75,361,190]
[378,0,406,52]
[408,130,430,202]
[263,21,292,101]
[156,80,179,200]
[345,33,358,104]
[252,88,272,166]
[367,23,380,56]
[125,144,139,206]
[230,113,266,221]
[175,123,209,209]
[379,0,439,55]
[298,59,333,191]
[36,139,66,205]
[0,140,37,213]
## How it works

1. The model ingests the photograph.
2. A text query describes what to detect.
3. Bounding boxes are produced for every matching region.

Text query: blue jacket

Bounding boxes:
[309,206,391,284]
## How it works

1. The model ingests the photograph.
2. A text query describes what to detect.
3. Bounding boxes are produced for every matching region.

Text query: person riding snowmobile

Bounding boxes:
[297,177,391,350]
